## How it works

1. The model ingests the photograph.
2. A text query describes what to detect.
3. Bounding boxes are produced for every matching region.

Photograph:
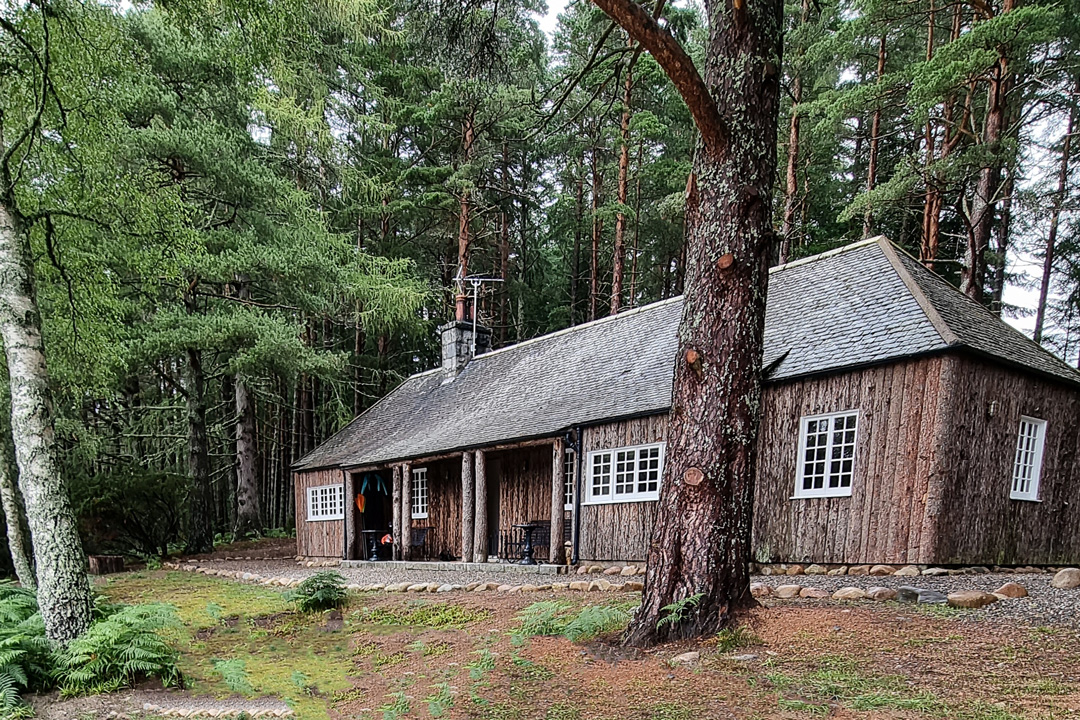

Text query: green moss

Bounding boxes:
[354,600,492,630]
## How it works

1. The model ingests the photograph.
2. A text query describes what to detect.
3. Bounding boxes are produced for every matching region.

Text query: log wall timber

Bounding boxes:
[392,465,402,560]
[473,450,488,562]
[462,452,475,562]
[344,472,358,560]
[578,415,667,562]
[488,446,553,534]
[753,355,946,565]
[550,437,565,563]
[400,462,412,560]
[294,468,346,558]
[932,354,1080,565]
[419,458,463,559]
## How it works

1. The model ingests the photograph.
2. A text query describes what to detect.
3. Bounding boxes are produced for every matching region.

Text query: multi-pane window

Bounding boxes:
[412,468,429,518]
[306,483,345,521]
[586,443,665,503]
[794,411,859,498]
[1011,417,1046,501]
[563,449,576,510]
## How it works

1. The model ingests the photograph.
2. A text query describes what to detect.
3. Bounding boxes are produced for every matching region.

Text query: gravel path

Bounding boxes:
[192,558,554,588]
[755,572,1080,628]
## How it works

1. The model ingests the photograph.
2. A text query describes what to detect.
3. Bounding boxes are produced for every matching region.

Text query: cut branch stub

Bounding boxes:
[717,253,734,270]
[684,467,704,486]
[685,348,704,380]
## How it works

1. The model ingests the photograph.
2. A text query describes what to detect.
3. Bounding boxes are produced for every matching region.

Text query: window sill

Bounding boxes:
[789,493,852,500]
[307,516,345,522]
[411,514,429,519]
[583,495,659,506]
[1009,496,1042,503]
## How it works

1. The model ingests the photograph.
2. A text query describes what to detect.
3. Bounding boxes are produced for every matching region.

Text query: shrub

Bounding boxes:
[289,572,347,613]
[56,603,183,695]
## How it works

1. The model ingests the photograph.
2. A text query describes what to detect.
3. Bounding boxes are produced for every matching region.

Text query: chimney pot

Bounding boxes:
[439,319,491,377]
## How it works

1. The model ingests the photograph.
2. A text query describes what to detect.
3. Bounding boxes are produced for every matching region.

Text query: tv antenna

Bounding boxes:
[453,267,504,356]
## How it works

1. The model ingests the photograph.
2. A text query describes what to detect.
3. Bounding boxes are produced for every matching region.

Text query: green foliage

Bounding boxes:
[713,625,762,653]
[514,600,631,642]
[56,604,183,695]
[212,658,254,693]
[288,572,347,613]
[656,593,704,631]
[424,681,454,717]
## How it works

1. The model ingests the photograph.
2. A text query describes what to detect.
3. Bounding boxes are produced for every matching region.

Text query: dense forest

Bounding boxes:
[1,0,1078,564]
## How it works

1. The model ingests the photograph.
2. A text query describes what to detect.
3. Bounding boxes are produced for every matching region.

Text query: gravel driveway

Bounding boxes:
[754,572,1080,628]
[192,558,549,588]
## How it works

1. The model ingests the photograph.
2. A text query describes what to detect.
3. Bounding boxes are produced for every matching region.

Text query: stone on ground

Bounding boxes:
[994,582,1028,598]
[894,565,920,577]
[848,565,870,576]
[750,582,772,598]
[625,581,644,592]
[604,566,622,576]
[774,585,802,599]
[620,566,638,576]
[827,566,848,576]
[671,651,700,666]
[832,587,867,601]
[569,580,589,591]
[922,567,950,576]
[1051,568,1080,589]
[805,564,826,575]
[786,565,805,576]
[869,565,895,576]
[800,587,829,599]
[947,591,999,609]
[867,587,898,601]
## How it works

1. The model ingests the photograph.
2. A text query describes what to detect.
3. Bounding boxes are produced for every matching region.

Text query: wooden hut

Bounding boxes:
[293,237,1080,567]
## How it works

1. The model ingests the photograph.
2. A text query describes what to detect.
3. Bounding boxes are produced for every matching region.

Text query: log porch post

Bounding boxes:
[473,450,487,562]
[400,462,412,561]
[550,438,565,564]
[344,470,357,560]
[391,465,402,561]
[461,451,475,563]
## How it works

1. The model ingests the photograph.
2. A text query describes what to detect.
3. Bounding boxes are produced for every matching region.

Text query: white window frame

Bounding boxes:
[563,448,576,511]
[584,443,665,504]
[794,410,859,499]
[306,483,345,521]
[1010,416,1046,502]
[411,468,429,519]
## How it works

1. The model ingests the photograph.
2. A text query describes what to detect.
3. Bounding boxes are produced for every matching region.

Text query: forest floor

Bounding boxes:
[26,568,1080,720]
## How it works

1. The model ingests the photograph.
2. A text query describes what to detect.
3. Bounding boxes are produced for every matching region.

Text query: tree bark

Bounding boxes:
[612,38,636,315]
[595,0,781,647]
[549,438,565,564]
[0,421,33,588]
[590,142,603,321]
[391,464,402,561]
[1034,88,1076,343]
[457,110,476,320]
[863,35,887,238]
[184,344,214,555]
[571,164,584,325]
[961,0,1014,302]
[461,451,474,563]
[234,374,261,537]
[0,201,91,642]
[472,450,487,562]
[400,462,412,560]
[780,0,811,265]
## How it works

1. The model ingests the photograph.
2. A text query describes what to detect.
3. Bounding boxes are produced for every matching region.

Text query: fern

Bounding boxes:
[514,601,576,637]
[213,658,253,693]
[55,604,183,695]
[563,605,631,642]
[515,601,631,642]
[656,593,705,630]
[288,572,347,613]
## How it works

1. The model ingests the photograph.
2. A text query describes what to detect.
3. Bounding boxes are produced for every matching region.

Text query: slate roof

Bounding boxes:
[295,237,1080,471]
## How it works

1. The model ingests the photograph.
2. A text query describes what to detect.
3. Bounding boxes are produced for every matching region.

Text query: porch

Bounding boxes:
[341,437,574,566]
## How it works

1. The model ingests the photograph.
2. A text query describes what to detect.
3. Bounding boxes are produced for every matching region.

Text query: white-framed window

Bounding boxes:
[563,448,576,510]
[1011,416,1046,501]
[306,483,345,521]
[411,468,429,518]
[794,411,859,498]
[585,443,664,504]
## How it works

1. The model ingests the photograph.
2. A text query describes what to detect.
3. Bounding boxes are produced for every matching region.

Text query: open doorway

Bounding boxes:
[354,470,393,560]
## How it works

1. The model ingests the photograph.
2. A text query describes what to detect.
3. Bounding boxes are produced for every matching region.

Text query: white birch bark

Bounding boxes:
[0,201,91,642]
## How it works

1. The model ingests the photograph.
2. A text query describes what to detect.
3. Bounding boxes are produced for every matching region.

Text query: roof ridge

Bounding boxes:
[876,238,961,346]
[770,236,881,273]
[465,295,684,365]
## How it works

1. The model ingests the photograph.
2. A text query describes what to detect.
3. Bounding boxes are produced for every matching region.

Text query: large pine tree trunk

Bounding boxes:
[234,374,261,537]
[1034,86,1076,343]
[780,0,810,264]
[611,41,636,315]
[184,345,214,554]
[589,143,603,321]
[594,0,782,647]
[0,201,91,642]
[863,35,887,238]
[571,167,584,325]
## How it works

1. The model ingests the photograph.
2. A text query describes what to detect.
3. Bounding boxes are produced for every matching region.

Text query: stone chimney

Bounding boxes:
[439,319,491,376]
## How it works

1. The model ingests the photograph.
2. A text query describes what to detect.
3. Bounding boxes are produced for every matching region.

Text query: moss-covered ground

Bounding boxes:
[91,571,1080,720]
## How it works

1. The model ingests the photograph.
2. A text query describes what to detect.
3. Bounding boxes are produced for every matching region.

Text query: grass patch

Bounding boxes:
[712,625,762,653]
[371,651,406,671]
[355,601,491,629]
[648,702,698,720]
[767,656,942,714]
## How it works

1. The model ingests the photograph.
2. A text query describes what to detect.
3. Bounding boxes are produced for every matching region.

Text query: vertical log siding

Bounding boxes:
[294,468,347,558]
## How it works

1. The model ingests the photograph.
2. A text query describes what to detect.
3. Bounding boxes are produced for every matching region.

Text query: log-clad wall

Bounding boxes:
[933,355,1080,565]
[489,446,553,534]
[577,415,667,562]
[416,458,462,560]
[294,469,347,558]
